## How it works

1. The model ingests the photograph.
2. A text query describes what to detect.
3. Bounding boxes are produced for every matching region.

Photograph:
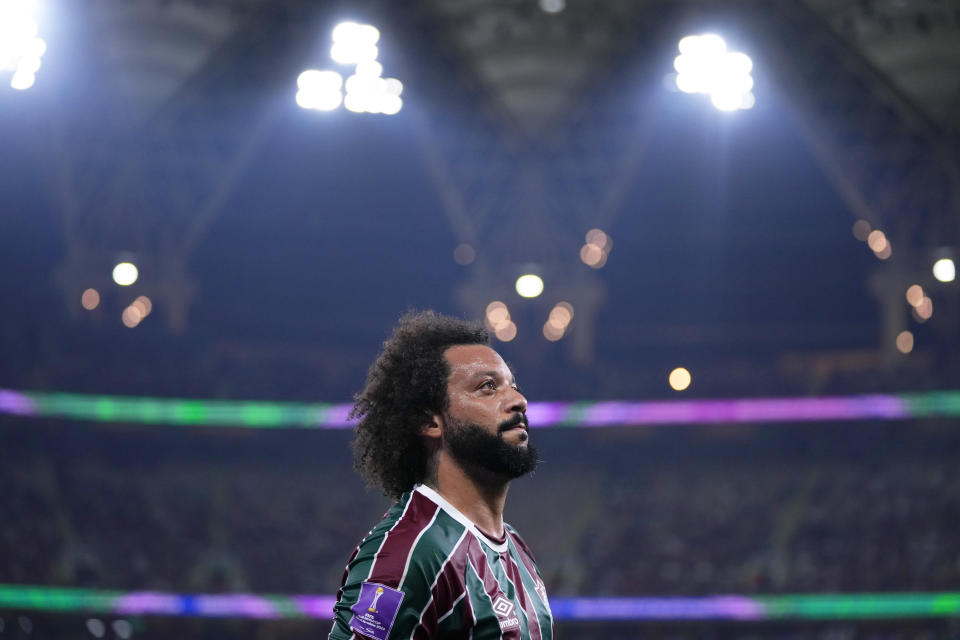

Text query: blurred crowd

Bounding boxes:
[2,419,958,598]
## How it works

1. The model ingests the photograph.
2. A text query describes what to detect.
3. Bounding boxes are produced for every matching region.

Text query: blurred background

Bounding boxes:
[1,0,959,638]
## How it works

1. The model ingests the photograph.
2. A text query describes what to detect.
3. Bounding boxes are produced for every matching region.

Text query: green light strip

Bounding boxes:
[0,585,121,612]
[759,593,960,619]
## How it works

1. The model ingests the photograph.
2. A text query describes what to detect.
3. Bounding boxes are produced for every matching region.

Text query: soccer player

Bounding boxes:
[329,311,553,640]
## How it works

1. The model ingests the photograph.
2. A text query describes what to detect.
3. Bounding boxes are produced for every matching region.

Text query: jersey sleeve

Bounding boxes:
[329,559,443,640]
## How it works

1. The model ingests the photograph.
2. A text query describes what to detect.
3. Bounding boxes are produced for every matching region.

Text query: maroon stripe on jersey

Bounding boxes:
[367,491,440,587]
[503,549,543,640]
[411,532,471,638]
[465,538,510,607]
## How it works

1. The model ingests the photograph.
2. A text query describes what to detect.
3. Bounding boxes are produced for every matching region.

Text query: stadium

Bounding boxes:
[2,0,959,638]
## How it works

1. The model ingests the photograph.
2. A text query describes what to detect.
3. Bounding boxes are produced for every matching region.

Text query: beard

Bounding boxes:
[443,413,539,482]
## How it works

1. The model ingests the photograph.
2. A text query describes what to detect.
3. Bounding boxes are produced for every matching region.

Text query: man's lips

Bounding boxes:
[499,417,529,433]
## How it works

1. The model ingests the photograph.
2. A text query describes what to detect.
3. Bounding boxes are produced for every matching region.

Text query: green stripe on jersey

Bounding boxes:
[505,538,553,640]
[465,557,504,640]
[391,509,467,639]
[479,545,532,639]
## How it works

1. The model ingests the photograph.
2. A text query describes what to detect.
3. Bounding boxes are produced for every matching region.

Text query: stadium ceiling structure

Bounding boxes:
[32,0,960,382]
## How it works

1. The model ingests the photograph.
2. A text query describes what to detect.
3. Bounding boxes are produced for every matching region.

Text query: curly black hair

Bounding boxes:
[351,310,489,498]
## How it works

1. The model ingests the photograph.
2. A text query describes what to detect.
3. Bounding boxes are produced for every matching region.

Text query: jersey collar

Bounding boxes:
[414,484,510,553]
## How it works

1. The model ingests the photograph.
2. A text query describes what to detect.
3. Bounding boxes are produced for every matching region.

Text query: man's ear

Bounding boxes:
[421,413,443,440]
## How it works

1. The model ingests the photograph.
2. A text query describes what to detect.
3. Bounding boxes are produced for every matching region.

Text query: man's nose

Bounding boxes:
[507,388,527,415]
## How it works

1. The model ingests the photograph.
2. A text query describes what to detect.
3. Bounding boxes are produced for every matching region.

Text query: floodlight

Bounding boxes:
[379,94,402,115]
[1,0,45,90]
[674,34,754,111]
[355,61,383,77]
[933,258,955,283]
[383,78,403,96]
[296,70,343,111]
[515,274,544,298]
[669,367,692,391]
[10,69,33,89]
[112,262,138,286]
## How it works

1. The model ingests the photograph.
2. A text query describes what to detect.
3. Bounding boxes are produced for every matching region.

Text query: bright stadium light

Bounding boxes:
[331,22,380,64]
[669,367,692,391]
[515,274,544,298]
[933,258,956,283]
[673,34,754,111]
[112,262,138,286]
[343,72,403,115]
[1,0,46,90]
[355,60,382,77]
[296,69,343,111]
[297,23,402,116]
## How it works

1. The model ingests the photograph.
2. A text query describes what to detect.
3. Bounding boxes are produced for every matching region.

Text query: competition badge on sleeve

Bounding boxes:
[350,582,405,640]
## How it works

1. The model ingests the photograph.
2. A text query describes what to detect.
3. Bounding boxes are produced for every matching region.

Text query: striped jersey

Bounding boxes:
[329,484,553,640]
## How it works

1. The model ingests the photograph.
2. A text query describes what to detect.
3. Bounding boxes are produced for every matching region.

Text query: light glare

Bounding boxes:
[548,302,574,329]
[331,42,378,65]
[906,285,924,307]
[453,243,475,265]
[1,1,45,90]
[486,301,511,330]
[896,331,914,354]
[852,219,871,241]
[132,295,152,317]
[669,367,692,391]
[112,262,138,286]
[674,34,754,111]
[10,69,34,90]
[355,60,383,77]
[494,321,517,342]
[866,229,888,253]
[121,306,142,328]
[933,258,956,283]
[543,322,564,341]
[515,274,544,298]
[296,70,343,111]
[81,288,100,311]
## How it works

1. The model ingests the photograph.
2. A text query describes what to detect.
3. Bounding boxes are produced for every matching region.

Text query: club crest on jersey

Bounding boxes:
[350,582,404,640]
[492,596,520,631]
[534,579,549,605]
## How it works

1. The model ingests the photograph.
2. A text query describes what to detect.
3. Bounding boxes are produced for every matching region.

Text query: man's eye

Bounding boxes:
[480,380,496,390]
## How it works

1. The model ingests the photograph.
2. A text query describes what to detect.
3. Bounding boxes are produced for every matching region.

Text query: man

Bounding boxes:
[329,310,553,640]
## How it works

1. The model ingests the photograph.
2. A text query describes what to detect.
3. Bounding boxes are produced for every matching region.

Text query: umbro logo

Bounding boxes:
[492,596,519,630]
[492,597,513,618]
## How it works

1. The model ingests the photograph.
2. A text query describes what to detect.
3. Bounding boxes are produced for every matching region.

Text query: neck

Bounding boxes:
[426,450,509,538]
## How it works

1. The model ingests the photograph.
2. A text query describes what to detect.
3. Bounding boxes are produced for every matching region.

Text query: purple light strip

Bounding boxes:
[194,595,278,618]
[292,595,339,618]
[542,395,909,428]
[114,593,185,616]
[0,390,36,416]
[551,596,765,620]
